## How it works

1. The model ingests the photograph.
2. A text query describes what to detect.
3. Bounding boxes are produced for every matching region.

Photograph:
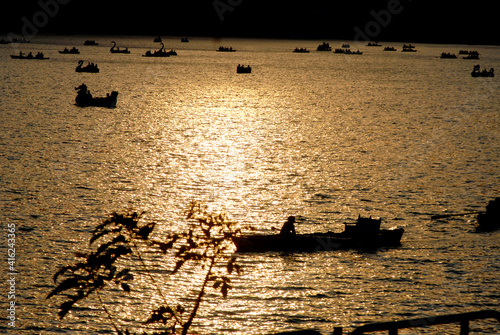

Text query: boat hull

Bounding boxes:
[237,67,252,73]
[232,229,404,252]
[11,55,49,60]
[476,213,500,231]
[471,71,494,77]
[75,92,118,108]
[76,67,99,73]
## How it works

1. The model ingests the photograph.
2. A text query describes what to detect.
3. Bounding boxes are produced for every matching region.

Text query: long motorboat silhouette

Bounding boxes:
[11,51,49,60]
[232,215,404,252]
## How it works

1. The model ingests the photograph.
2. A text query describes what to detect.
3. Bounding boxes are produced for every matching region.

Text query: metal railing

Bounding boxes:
[332,310,500,335]
[272,310,500,335]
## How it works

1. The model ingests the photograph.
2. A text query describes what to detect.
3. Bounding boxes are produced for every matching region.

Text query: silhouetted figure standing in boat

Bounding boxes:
[280,216,296,237]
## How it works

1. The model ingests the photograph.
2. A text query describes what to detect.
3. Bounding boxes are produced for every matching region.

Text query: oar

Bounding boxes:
[431,211,485,220]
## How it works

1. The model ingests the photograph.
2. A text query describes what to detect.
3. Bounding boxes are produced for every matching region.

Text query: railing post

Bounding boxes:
[460,319,469,335]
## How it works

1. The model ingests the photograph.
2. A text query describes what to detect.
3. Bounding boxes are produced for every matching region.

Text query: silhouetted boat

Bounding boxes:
[143,43,175,57]
[345,49,363,55]
[342,43,350,48]
[237,65,251,73]
[440,52,457,59]
[476,197,500,231]
[10,37,30,43]
[459,50,471,55]
[83,40,98,46]
[75,84,118,108]
[384,46,397,51]
[367,41,381,46]
[471,64,494,77]
[402,44,417,52]
[110,41,130,54]
[334,48,362,55]
[316,42,332,51]
[59,47,80,54]
[464,51,479,59]
[154,36,162,43]
[217,46,236,52]
[10,52,49,60]
[232,216,404,252]
[181,37,189,42]
[293,47,310,53]
[75,60,99,73]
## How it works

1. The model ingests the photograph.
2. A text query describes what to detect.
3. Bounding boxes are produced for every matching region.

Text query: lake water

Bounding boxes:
[1,36,499,334]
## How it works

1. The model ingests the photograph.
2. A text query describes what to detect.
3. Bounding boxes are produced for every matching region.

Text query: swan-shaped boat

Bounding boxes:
[75,60,99,73]
[110,41,130,54]
[75,84,118,108]
[471,65,494,77]
[143,43,176,57]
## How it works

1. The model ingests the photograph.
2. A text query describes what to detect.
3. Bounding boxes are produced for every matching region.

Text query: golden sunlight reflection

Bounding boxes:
[4,37,499,335]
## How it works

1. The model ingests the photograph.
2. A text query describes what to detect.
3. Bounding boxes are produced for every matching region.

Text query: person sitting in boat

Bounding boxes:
[477,197,500,230]
[280,216,296,237]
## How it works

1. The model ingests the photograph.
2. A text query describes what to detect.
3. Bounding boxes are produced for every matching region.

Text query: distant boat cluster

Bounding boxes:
[440,50,480,60]
[305,41,416,54]
[6,36,495,108]
[0,37,30,44]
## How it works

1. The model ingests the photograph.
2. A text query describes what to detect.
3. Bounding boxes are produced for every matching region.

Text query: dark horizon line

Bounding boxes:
[2,32,499,47]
